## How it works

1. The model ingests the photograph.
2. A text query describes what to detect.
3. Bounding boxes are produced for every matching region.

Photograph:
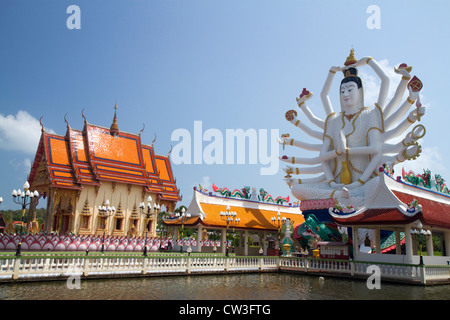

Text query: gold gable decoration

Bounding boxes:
[81,199,92,216]
[115,203,124,218]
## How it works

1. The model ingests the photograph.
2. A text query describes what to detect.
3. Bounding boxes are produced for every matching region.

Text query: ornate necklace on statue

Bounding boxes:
[344,112,357,121]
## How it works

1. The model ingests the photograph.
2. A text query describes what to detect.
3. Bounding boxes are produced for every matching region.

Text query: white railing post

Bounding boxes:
[186,257,191,274]
[225,257,230,271]
[83,258,89,277]
[142,258,148,275]
[12,258,21,280]
[420,265,426,285]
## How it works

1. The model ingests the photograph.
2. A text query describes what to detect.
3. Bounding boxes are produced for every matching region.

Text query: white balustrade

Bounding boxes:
[0,255,448,285]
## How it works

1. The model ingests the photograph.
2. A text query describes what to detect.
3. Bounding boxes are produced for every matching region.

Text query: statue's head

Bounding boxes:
[340,67,364,111]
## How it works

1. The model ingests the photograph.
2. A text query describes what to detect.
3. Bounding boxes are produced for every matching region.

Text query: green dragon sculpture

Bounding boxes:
[257,188,290,204]
[293,214,343,248]
[402,168,431,189]
[212,184,290,204]
[434,174,450,194]
[212,183,251,199]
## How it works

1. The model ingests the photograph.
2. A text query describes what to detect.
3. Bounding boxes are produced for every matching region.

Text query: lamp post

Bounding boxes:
[220,205,239,256]
[410,221,432,265]
[271,210,286,254]
[139,196,160,256]
[98,200,115,253]
[175,207,190,252]
[11,181,39,256]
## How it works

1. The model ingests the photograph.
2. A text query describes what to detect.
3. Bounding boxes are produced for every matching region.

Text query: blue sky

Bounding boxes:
[0,1,449,210]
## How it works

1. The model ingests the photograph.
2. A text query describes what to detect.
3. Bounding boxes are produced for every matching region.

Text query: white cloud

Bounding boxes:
[23,158,32,173]
[199,176,211,191]
[0,110,54,154]
[360,59,404,108]
[8,157,32,174]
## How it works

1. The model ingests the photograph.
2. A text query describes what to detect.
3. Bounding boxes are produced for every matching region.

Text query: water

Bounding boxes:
[1,273,449,300]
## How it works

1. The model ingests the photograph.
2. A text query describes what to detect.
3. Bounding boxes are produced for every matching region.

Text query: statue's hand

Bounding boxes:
[296,88,313,106]
[345,181,362,190]
[329,66,343,73]
[350,57,372,68]
[408,86,420,101]
[330,181,345,189]
[284,178,295,186]
[335,129,347,156]
[283,166,294,175]
[277,137,289,145]
[417,106,426,117]
[408,107,425,122]
[394,66,412,78]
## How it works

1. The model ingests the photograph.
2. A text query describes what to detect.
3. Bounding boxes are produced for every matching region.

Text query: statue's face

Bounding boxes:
[340,81,362,110]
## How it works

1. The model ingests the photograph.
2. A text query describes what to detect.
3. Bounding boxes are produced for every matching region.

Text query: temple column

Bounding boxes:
[352,227,359,259]
[238,231,243,255]
[374,228,381,254]
[263,231,268,255]
[244,230,249,256]
[197,225,203,253]
[404,225,413,264]
[426,231,434,257]
[445,231,450,256]
[221,228,227,254]
[395,230,401,255]
[45,191,55,234]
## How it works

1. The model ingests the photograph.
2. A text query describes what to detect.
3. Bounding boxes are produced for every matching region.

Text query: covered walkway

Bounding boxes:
[163,187,304,255]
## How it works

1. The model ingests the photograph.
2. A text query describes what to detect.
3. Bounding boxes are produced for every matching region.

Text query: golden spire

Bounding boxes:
[344,49,357,66]
[110,104,119,136]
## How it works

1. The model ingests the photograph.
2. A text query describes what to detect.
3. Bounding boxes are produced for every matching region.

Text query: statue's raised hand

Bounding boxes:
[408,106,425,122]
[394,63,413,78]
[329,66,343,73]
[408,84,420,101]
[296,88,313,106]
[349,56,372,68]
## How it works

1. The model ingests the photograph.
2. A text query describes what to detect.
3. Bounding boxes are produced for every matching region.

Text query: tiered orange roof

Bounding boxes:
[164,187,304,231]
[28,109,181,202]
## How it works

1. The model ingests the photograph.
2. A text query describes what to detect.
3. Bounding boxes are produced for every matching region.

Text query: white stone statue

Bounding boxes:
[280,50,425,209]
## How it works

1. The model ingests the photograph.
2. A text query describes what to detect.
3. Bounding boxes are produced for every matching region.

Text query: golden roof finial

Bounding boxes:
[81,108,88,125]
[64,113,70,129]
[39,116,45,132]
[344,48,357,66]
[110,104,119,136]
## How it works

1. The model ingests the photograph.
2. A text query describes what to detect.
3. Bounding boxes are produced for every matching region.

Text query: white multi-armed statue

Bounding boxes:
[280,50,425,209]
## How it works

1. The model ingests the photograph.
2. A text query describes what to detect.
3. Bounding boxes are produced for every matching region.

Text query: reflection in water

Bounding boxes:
[1,273,449,300]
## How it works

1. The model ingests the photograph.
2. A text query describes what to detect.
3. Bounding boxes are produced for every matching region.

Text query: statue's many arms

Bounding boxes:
[280,50,426,208]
